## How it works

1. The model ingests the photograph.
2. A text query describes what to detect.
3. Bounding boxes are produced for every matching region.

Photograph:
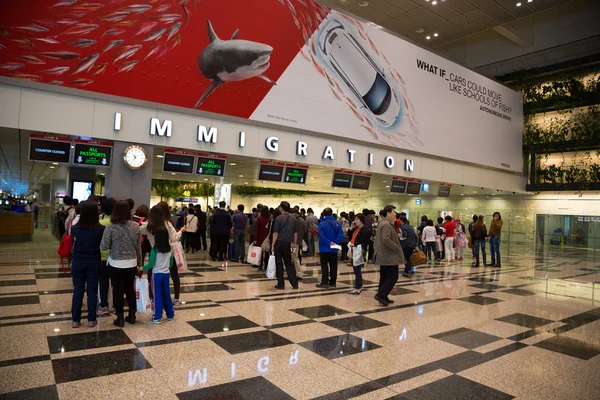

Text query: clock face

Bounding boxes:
[123,146,147,170]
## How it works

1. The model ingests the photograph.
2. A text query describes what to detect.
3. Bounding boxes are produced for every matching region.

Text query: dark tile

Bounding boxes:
[217,297,260,304]
[0,295,40,306]
[211,330,292,354]
[240,273,268,279]
[497,313,555,329]
[337,279,378,286]
[534,336,600,360]
[470,282,505,290]
[179,284,234,293]
[298,277,321,284]
[299,334,381,360]
[389,287,419,296]
[47,329,132,354]
[400,375,514,400]
[431,327,502,349]
[188,316,259,334]
[506,330,539,342]
[312,381,386,400]
[554,311,600,333]
[0,385,59,400]
[267,319,314,329]
[502,288,538,296]
[52,348,151,383]
[358,298,453,315]
[323,316,389,333]
[436,343,528,373]
[135,334,206,348]
[35,273,71,279]
[290,305,351,319]
[457,296,503,306]
[0,279,36,287]
[0,354,51,368]
[177,376,293,400]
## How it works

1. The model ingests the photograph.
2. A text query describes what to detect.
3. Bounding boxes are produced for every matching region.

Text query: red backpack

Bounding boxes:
[58,221,73,269]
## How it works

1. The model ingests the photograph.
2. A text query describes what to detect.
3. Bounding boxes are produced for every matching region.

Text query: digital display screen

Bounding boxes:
[406,181,422,195]
[331,172,352,188]
[74,143,112,167]
[391,180,407,193]
[258,164,284,182]
[438,185,452,197]
[196,156,226,176]
[29,138,71,163]
[72,181,93,201]
[163,152,195,174]
[352,175,371,190]
[284,167,307,184]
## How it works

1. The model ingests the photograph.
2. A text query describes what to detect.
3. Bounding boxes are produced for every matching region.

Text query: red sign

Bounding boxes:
[197,152,227,159]
[285,163,309,169]
[74,138,113,147]
[261,160,285,166]
[30,133,71,142]
[165,148,197,156]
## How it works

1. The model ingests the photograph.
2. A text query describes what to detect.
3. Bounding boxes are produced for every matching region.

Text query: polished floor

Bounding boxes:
[0,232,599,399]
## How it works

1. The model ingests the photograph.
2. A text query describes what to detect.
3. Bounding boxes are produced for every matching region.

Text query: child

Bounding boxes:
[143,226,174,324]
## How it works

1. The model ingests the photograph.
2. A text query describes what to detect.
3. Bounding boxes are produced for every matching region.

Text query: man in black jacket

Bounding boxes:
[209,201,232,261]
[195,205,208,252]
[399,216,418,277]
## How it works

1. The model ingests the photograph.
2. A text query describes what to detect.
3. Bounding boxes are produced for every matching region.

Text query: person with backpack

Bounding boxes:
[184,208,199,253]
[100,200,142,327]
[399,216,417,277]
[57,196,74,238]
[143,226,175,325]
[194,205,208,252]
[316,207,344,289]
[70,201,105,328]
[271,202,298,290]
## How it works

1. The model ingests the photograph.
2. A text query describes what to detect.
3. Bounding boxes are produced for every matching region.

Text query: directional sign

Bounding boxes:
[196,153,227,177]
[29,134,72,164]
[331,172,352,188]
[258,162,285,182]
[163,149,195,174]
[390,179,407,193]
[351,175,371,190]
[74,140,113,167]
[284,165,308,184]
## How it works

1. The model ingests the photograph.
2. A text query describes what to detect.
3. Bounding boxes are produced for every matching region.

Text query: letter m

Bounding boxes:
[197,125,217,143]
[150,118,172,137]
[188,368,207,387]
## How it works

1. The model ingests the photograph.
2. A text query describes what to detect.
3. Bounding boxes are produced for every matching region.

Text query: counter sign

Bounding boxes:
[284,165,308,184]
[74,140,112,167]
[196,153,227,177]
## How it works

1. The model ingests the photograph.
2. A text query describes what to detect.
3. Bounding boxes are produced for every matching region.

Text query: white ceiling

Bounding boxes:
[323,0,573,48]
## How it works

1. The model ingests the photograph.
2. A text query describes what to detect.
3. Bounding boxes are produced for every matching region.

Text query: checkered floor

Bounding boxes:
[1,235,599,399]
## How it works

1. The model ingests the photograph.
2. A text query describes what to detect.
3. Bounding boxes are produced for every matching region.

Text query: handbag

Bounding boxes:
[468,237,475,249]
[261,237,271,252]
[171,241,188,272]
[266,255,276,279]
[352,244,364,266]
[247,244,262,266]
[410,250,427,266]
[135,277,152,313]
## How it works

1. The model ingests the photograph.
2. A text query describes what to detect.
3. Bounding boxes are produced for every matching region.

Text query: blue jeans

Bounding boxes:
[474,240,486,257]
[352,265,363,289]
[490,236,500,264]
[307,231,316,256]
[425,242,436,260]
[71,259,99,322]
[234,232,246,261]
[402,246,414,274]
[152,272,174,320]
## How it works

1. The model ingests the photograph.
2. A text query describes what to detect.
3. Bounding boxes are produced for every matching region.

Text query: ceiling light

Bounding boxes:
[310,177,315,180]
[52,162,58,165]
[432,0,437,4]
[385,186,389,188]
[358,1,369,6]
[516,2,522,6]
[415,28,424,33]
[71,146,74,148]
[156,155,164,158]
[434,33,438,37]
[238,175,243,178]
[171,172,176,175]
[426,36,431,40]
[230,163,237,166]
[49,166,55,169]
[461,194,465,196]
[203,178,208,181]
[244,182,248,184]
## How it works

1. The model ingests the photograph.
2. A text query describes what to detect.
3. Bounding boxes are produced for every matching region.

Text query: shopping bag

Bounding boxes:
[171,241,188,272]
[136,277,152,314]
[301,240,308,252]
[266,255,276,279]
[261,237,270,252]
[410,250,427,266]
[247,244,262,266]
[352,245,364,266]
[435,237,443,252]
[468,237,475,249]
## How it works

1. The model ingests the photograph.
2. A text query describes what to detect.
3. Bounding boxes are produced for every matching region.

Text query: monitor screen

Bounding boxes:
[258,164,284,182]
[196,156,226,176]
[73,143,112,167]
[284,167,308,184]
[29,138,71,163]
[406,181,421,195]
[331,172,352,188]
[72,181,93,201]
[390,180,407,193]
[438,185,452,197]
[162,152,195,174]
[351,175,371,190]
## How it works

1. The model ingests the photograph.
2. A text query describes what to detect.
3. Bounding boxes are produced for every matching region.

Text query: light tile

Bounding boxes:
[387,368,453,394]
[0,361,55,395]
[0,324,49,362]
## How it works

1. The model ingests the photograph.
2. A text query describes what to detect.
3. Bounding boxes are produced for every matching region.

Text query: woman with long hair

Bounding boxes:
[140,202,186,305]
[71,201,105,328]
[100,200,142,327]
[489,212,504,267]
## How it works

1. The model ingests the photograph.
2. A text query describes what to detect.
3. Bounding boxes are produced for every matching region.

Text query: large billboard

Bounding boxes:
[0,0,523,172]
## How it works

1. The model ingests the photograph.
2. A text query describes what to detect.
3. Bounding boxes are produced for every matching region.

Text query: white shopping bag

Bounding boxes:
[247,244,262,266]
[136,277,152,314]
[171,241,188,272]
[266,255,276,279]
[352,245,364,266]
[301,240,308,252]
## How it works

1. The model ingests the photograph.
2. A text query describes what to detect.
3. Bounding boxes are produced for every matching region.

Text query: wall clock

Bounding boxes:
[123,145,147,170]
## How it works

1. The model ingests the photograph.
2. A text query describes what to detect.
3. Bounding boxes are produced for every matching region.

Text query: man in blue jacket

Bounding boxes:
[316,208,344,289]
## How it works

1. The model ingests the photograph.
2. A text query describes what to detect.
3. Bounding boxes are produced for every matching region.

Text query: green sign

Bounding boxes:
[284,167,307,184]
[196,156,225,176]
[74,143,112,166]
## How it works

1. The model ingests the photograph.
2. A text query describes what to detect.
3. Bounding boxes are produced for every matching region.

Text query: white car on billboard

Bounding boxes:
[319,20,401,127]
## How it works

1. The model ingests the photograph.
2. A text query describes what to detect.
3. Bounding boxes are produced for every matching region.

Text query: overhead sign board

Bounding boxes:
[196,152,227,177]
[258,161,285,182]
[390,179,407,193]
[28,134,72,164]
[438,184,452,197]
[331,171,353,188]
[163,149,196,174]
[284,164,308,184]
[351,174,371,190]
[74,139,112,167]
[406,181,422,195]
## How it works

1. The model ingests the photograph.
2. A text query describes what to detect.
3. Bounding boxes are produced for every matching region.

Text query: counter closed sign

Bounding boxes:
[74,142,112,167]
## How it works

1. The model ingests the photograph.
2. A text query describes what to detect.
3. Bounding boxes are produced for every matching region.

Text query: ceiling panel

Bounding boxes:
[409,6,449,26]
[352,4,393,24]
[444,0,478,13]
[464,8,500,27]
[529,0,558,11]
[449,14,486,32]
[482,2,517,23]
[384,0,421,12]
[432,3,462,19]
[366,0,406,17]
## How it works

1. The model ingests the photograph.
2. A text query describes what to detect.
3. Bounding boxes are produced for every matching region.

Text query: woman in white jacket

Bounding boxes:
[421,220,437,262]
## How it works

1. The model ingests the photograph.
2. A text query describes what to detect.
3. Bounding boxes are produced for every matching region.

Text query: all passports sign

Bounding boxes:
[284,164,309,184]
[74,139,113,167]
[196,153,227,177]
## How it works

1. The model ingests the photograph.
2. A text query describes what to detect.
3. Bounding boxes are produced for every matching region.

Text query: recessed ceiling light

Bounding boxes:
[244,182,248,184]
[203,178,208,181]
[171,172,176,175]
[426,36,431,40]
[461,194,465,196]
[385,186,389,188]
[71,146,74,149]
[156,154,164,158]
[49,166,55,169]
[230,163,237,166]
[432,0,437,4]
[516,2,522,6]
[415,28,424,33]
[434,33,438,37]
[358,1,369,6]
[52,162,58,165]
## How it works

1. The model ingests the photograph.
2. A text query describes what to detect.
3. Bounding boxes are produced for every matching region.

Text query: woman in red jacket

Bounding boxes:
[253,206,271,271]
